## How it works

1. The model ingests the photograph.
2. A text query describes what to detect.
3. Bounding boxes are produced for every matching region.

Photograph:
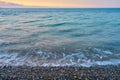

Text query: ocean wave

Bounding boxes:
[0,48,120,67]
[40,22,79,27]
[22,20,41,23]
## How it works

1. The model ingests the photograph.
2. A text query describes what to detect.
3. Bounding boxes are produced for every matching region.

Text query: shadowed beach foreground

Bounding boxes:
[0,65,120,80]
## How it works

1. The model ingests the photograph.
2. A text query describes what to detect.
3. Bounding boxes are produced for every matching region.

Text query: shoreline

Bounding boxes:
[0,65,120,80]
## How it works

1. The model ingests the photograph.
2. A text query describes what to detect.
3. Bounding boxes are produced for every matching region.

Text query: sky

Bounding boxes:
[0,0,120,8]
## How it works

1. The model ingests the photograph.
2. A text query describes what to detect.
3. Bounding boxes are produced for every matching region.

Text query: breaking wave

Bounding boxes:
[0,47,120,67]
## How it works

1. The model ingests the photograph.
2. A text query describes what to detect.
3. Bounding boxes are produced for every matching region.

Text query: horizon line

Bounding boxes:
[0,7,120,8]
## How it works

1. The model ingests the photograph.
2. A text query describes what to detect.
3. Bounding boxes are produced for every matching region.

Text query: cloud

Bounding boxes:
[0,1,28,8]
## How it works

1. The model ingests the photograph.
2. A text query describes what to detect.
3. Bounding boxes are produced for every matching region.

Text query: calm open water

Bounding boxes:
[0,8,120,67]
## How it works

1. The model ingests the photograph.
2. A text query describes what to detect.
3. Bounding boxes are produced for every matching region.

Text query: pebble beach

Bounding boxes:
[0,65,120,80]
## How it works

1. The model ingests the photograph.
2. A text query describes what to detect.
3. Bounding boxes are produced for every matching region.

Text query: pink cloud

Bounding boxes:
[0,1,29,8]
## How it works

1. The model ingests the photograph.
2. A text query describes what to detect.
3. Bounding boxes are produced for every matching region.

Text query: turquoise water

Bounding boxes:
[0,8,120,66]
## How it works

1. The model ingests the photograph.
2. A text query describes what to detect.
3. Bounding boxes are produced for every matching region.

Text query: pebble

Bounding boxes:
[0,65,120,80]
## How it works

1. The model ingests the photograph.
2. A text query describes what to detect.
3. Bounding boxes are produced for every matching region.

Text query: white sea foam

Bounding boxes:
[0,49,120,67]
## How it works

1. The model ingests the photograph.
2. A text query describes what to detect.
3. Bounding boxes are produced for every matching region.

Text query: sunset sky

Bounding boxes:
[0,0,120,8]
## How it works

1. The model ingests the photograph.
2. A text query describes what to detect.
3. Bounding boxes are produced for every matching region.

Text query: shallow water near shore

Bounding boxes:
[0,8,120,67]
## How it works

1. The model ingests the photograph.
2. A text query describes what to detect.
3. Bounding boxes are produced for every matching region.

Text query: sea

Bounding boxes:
[0,8,120,67]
